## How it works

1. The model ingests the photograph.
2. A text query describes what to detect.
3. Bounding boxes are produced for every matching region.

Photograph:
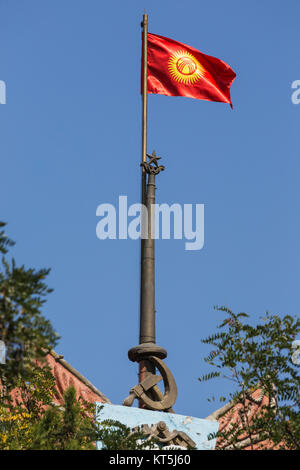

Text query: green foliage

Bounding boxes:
[0,223,156,451]
[198,371,220,383]
[28,387,156,450]
[1,375,155,450]
[200,306,300,450]
[0,362,57,449]
[97,417,157,450]
[30,386,99,450]
[0,222,14,255]
[0,222,60,449]
[1,379,99,450]
[0,222,58,393]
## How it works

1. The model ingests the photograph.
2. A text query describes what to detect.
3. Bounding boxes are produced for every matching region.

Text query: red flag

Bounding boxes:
[144,33,236,108]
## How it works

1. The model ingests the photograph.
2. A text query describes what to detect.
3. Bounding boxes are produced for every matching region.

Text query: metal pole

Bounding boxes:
[124,16,177,412]
[139,14,152,387]
[140,172,156,345]
[141,13,148,187]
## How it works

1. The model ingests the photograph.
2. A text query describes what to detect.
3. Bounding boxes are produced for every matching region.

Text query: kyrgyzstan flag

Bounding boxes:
[144,33,236,108]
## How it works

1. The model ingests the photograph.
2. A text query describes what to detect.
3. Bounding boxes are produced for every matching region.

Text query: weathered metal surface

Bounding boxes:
[139,13,148,387]
[130,421,196,448]
[141,151,165,175]
[123,356,177,411]
[128,342,167,361]
[126,152,178,412]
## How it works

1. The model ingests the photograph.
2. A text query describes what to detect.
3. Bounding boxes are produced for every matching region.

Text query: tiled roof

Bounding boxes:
[206,388,277,450]
[47,350,111,405]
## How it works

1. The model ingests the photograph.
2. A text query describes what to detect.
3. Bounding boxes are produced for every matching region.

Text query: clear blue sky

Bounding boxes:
[0,0,299,418]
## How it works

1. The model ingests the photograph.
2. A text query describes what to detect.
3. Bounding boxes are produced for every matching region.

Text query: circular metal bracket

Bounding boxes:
[128,343,167,362]
[123,355,177,411]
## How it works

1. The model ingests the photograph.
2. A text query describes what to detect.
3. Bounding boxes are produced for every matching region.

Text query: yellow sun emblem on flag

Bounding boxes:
[168,50,205,85]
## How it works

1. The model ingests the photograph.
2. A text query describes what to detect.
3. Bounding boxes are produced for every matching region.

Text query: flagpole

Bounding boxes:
[123,15,177,411]
[139,13,149,389]
[141,13,148,184]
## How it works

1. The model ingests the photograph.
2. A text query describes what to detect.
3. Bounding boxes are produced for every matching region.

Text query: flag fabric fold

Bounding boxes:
[144,33,236,108]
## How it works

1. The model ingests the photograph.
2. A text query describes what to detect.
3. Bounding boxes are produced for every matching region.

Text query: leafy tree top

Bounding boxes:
[0,222,58,392]
[200,307,300,450]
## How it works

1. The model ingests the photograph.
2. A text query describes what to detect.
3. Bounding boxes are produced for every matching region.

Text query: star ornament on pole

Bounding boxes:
[141,150,165,175]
